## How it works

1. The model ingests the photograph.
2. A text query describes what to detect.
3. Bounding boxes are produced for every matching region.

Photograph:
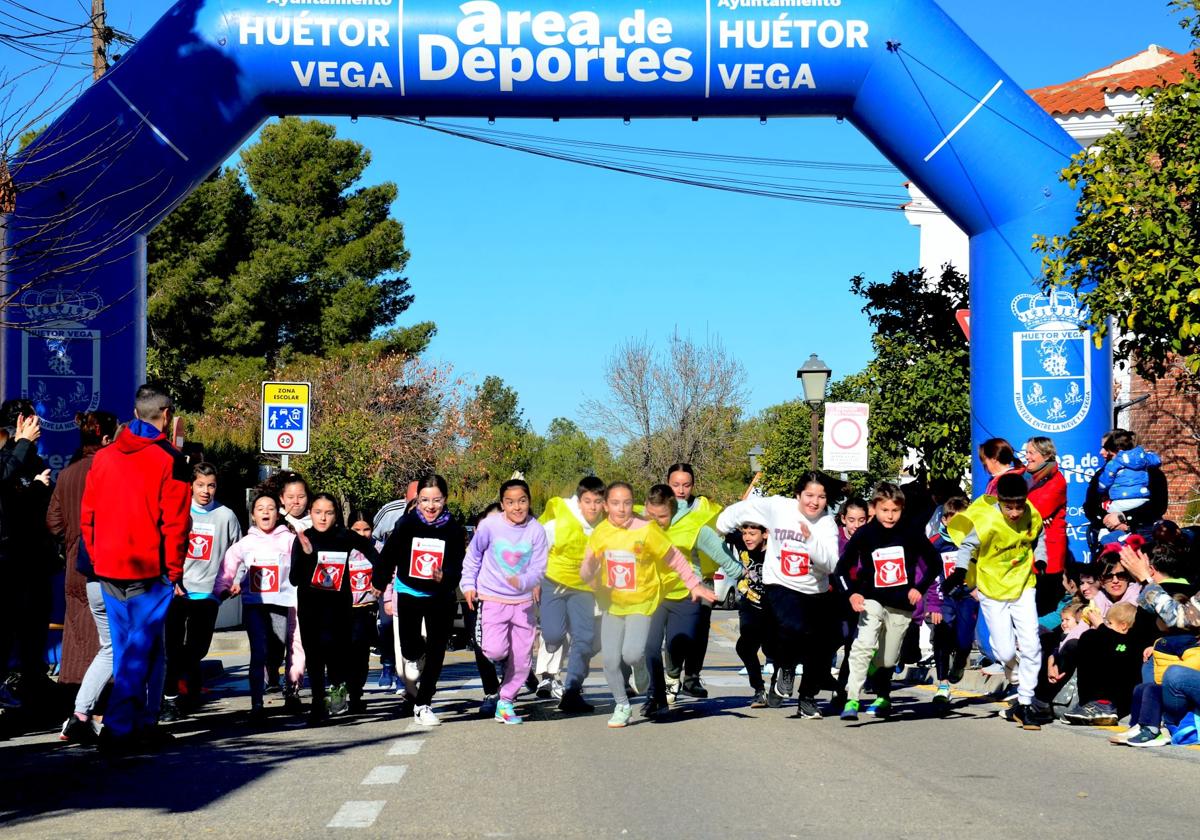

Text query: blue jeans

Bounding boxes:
[539,582,596,693]
[646,597,700,702]
[101,578,173,737]
[1162,665,1200,729]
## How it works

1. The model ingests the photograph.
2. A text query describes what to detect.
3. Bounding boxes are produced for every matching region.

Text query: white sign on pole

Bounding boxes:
[261,381,311,455]
[822,402,869,472]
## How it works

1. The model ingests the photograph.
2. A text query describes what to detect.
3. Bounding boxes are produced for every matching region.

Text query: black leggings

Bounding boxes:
[298,595,352,706]
[164,597,220,698]
[736,600,776,691]
[347,605,378,702]
[397,592,455,705]
[765,585,831,698]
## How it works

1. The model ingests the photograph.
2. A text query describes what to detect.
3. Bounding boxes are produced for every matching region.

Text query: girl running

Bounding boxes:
[580,483,716,729]
[461,480,548,725]
[276,471,313,713]
[717,471,841,719]
[374,474,466,727]
[214,491,297,724]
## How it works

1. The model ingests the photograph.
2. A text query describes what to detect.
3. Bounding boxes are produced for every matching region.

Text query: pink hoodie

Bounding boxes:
[215,525,298,608]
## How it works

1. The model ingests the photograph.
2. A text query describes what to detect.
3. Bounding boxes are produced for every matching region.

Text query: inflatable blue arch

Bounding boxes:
[2,0,1109,554]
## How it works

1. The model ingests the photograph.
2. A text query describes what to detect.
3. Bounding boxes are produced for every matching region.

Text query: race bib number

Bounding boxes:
[187,522,215,562]
[605,550,637,591]
[312,551,348,591]
[941,551,958,580]
[250,552,280,594]
[409,537,445,580]
[872,546,908,588]
[349,551,373,595]
[779,541,810,578]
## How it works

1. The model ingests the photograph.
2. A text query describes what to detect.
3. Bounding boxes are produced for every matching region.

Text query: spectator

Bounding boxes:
[978,438,1027,496]
[1023,436,1069,616]
[1083,430,1168,551]
[371,480,420,545]
[46,410,118,743]
[1096,430,1162,520]
[80,385,191,751]
[0,399,54,709]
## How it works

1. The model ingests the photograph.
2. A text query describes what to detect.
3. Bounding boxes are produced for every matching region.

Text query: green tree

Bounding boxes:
[850,265,971,482]
[147,117,431,409]
[1035,2,1200,378]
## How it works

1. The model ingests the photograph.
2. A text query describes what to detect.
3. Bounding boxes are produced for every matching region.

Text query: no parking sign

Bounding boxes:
[822,402,869,473]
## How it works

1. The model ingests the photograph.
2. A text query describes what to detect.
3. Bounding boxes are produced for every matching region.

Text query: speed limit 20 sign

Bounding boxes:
[261,382,311,455]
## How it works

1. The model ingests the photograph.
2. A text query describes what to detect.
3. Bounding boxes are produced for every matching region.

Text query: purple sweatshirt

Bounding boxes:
[462,513,549,604]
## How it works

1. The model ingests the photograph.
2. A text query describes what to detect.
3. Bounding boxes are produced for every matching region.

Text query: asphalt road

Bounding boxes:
[2,615,1197,839]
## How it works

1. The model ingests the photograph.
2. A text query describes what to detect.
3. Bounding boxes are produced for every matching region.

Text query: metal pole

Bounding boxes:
[281,453,289,471]
[809,405,820,470]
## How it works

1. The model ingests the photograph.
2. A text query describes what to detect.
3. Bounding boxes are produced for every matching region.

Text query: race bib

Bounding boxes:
[941,551,958,580]
[779,541,810,578]
[187,522,215,562]
[872,546,908,588]
[349,551,373,595]
[250,552,280,594]
[605,550,637,592]
[409,537,445,580]
[312,550,348,591]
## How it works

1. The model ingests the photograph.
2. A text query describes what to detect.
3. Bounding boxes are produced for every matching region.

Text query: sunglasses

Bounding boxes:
[1101,572,1132,582]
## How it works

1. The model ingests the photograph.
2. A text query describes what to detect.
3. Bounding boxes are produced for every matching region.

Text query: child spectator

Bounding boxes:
[1096,430,1161,519]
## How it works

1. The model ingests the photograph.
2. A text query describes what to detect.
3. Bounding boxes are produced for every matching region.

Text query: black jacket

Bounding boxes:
[374,510,465,596]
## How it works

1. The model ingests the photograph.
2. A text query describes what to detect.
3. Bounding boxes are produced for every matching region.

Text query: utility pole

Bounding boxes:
[91,0,109,81]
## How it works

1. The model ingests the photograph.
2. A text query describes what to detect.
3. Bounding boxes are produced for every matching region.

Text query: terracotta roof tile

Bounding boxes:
[1027,50,1197,115]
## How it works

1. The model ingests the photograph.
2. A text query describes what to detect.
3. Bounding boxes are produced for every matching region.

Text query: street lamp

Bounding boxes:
[748,444,764,474]
[797,353,832,470]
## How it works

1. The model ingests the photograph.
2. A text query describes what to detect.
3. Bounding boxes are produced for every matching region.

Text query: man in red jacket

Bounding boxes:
[81,384,191,748]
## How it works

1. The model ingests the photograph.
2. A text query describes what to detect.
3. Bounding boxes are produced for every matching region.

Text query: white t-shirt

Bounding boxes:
[716,496,839,595]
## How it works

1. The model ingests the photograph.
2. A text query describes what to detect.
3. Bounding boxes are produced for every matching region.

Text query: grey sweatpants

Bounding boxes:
[75,581,113,716]
[601,611,652,705]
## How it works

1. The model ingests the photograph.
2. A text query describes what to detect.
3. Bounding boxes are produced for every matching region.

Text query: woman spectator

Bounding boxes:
[979,438,1026,496]
[1024,436,1069,616]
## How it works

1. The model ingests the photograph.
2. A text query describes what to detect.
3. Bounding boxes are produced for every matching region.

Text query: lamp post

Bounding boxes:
[748,444,764,474]
[797,353,832,470]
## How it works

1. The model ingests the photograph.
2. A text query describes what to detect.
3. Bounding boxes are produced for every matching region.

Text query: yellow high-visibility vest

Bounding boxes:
[538,496,592,592]
[947,496,1043,601]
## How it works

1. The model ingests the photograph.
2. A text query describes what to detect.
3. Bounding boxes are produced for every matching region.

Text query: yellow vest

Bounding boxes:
[947,496,1043,601]
[538,497,592,592]
[587,519,676,616]
[659,497,723,600]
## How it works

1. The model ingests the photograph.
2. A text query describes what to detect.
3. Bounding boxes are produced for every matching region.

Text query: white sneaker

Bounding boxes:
[403,656,425,685]
[762,662,775,676]
[550,679,565,700]
[1109,724,1141,745]
[414,704,441,727]
[665,676,680,705]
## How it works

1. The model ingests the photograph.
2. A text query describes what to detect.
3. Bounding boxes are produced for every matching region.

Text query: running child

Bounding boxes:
[834,482,940,720]
[163,462,242,720]
[214,491,296,723]
[374,474,466,726]
[537,475,607,714]
[579,482,716,729]
[716,471,840,719]
[945,473,1047,729]
[733,521,772,707]
[924,496,973,705]
[461,480,549,725]
[832,497,869,708]
[345,509,380,714]
[275,471,313,712]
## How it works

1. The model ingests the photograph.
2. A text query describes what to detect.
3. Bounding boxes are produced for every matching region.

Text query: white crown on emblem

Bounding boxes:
[19,287,103,322]
[1010,289,1085,328]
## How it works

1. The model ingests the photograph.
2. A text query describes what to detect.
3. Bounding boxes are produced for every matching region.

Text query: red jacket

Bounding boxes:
[81,426,192,583]
[1028,463,1068,574]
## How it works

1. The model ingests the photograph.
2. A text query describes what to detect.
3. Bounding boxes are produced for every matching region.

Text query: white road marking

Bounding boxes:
[713,639,736,649]
[362,765,408,785]
[327,801,386,828]
[388,738,425,756]
[923,78,1004,162]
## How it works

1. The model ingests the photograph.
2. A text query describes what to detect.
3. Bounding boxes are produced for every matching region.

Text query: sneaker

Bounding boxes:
[840,700,860,720]
[414,704,441,727]
[774,666,796,700]
[158,697,185,723]
[1127,728,1171,748]
[535,677,554,699]
[795,697,822,720]
[558,690,594,715]
[640,699,669,720]
[607,702,633,729]
[1109,724,1143,745]
[377,663,396,690]
[679,676,709,699]
[523,672,539,695]
[327,684,349,717]
[550,679,565,701]
[664,676,680,705]
[283,685,304,716]
[933,683,951,704]
[948,650,968,684]
[750,689,768,709]
[762,662,775,676]
[60,715,97,745]
[480,694,499,717]
[1004,703,1041,730]
[0,682,22,709]
[629,661,649,698]
[866,698,892,718]
[766,672,783,708]
[348,697,367,715]
[495,699,523,725]
[980,661,1005,677]
[1062,700,1119,726]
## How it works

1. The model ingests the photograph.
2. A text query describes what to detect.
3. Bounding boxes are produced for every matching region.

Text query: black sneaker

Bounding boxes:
[795,697,823,720]
[60,716,97,745]
[1062,700,1118,726]
[557,690,594,715]
[158,698,185,723]
[524,672,540,695]
[750,689,768,709]
[679,676,709,699]
[1005,703,1042,730]
[283,685,304,716]
[535,676,554,699]
[640,699,669,721]
[948,649,968,684]
[766,672,783,708]
[773,667,795,701]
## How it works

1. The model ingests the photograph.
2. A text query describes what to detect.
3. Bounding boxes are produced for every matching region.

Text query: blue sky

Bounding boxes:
[6,1,1195,436]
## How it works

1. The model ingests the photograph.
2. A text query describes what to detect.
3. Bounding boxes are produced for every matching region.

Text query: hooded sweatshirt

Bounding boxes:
[1098,445,1162,501]
[716,496,840,595]
[834,519,939,611]
[462,512,548,604]
[290,525,380,608]
[81,422,191,583]
[215,525,298,608]
[184,501,242,598]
